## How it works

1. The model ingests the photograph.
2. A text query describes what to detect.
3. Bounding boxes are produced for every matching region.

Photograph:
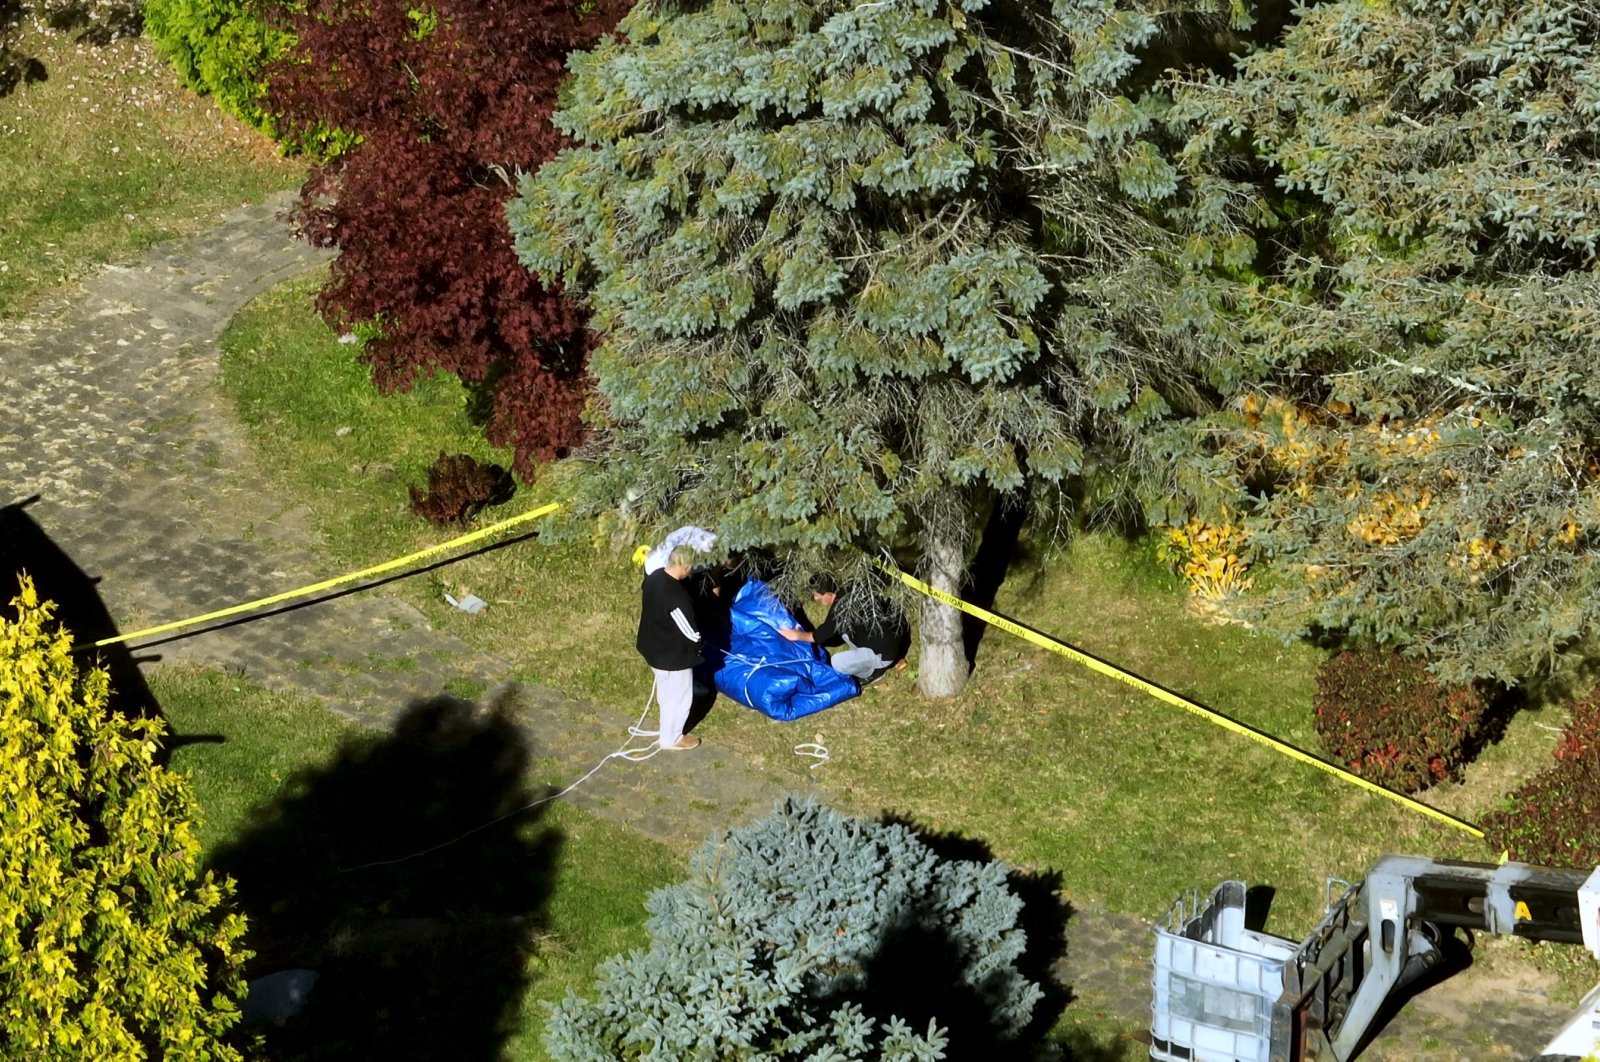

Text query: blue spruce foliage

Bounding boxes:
[544,796,1046,1060]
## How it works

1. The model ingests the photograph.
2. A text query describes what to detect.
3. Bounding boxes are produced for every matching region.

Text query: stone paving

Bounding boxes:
[0,193,791,850]
[0,196,1583,1059]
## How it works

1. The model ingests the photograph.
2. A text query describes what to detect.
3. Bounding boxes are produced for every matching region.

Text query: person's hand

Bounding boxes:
[778,627,804,641]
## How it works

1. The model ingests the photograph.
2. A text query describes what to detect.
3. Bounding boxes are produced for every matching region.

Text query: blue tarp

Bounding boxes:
[703,579,859,721]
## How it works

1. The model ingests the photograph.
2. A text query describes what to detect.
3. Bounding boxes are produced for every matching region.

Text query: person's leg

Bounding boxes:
[859,659,900,686]
[830,646,889,680]
[653,667,695,748]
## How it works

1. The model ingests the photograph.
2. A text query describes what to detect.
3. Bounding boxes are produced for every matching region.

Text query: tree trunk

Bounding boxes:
[917,531,969,699]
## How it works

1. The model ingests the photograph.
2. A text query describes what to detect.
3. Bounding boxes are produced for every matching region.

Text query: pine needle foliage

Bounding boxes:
[544,797,1044,1061]
[0,578,248,1058]
[508,0,1242,693]
[511,0,1067,538]
[1164,0,1600,682]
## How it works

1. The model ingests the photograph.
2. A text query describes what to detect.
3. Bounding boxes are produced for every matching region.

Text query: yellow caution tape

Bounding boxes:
[880,561,1485,840]
[92,503,562,648]
[83,492,1483,840]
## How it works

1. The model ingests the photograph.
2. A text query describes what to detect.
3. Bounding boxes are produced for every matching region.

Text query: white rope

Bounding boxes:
[794,741,830,770]
[340,689,663,871]
[720,652,842,769]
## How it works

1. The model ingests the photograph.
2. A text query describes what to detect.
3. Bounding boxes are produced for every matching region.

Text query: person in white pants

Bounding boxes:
[635,545,704,750]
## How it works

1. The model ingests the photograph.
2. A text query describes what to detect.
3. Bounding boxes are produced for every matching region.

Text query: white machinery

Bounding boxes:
[1150,855,1600,1061]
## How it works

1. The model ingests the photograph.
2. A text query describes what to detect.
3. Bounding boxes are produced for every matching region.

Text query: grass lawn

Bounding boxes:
[2,17,687,1055]
[218,275,1600,1058]
[151,664,679,1060]
[217,276,1546,948]
[0,20,304,317]
[7,11,1588,1056]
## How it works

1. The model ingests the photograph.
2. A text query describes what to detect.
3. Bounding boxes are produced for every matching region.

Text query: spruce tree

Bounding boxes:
[509,0,1234,696]
[1164,0,1600,682]
[543,797,1044,1061]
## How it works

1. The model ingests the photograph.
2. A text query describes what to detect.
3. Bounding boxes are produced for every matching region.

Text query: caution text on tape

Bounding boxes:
[880,561,1484,840]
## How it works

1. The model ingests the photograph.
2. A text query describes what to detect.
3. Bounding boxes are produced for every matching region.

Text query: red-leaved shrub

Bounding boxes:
[1314,648,1496,794]
[408,453,514,526]
[1483,686,1600,867]
[267,0,624,478]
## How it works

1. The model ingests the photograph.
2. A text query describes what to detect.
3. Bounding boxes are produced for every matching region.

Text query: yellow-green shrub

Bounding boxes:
[0,577,247,1058]
[142,0,293,141]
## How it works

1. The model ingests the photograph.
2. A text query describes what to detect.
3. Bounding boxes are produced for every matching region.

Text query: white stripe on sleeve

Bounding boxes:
[670,606,701,642]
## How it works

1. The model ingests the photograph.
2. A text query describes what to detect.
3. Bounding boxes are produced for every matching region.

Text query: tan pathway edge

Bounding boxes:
[0,195,1576,1058]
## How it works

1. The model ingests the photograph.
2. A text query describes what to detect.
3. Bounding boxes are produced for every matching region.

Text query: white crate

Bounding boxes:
[1151,881,1296,1062]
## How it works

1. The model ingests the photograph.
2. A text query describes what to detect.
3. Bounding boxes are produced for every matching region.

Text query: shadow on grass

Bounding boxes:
[0,51,46,99]
[0,0,46,100]
[41,0,141,45]
[209,693,561,1060]
[1,497,162,721]
[963,492,1030,670]
[875,813,1130,1061]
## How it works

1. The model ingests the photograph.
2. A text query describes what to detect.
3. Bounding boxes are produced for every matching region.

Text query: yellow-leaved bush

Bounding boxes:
[0,578,247,1058]
[1164,516,1253,603]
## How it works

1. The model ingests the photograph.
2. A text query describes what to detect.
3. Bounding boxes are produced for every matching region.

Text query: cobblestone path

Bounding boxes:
[0,193,787,850]
[0,196,1579,1059]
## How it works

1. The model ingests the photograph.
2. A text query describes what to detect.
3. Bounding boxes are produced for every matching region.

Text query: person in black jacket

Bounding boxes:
[636,545,704,750]
[778,574,910,685]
